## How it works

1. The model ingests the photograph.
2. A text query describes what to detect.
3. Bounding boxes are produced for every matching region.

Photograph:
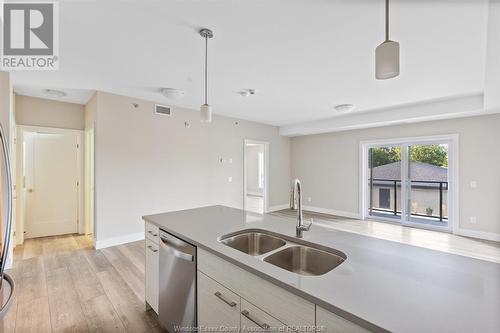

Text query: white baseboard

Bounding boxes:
[95,232,145,250]
[267,204,289,213]
[454,228,500,242]
[303,205,361,220]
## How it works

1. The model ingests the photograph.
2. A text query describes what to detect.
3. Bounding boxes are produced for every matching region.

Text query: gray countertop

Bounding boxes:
[143,205,500,333]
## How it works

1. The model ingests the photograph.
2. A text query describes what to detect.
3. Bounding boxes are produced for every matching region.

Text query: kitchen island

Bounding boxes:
[143,205,500,333]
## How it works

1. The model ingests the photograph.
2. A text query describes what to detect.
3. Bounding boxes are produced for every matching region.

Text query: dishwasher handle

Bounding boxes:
[159,232,195,262]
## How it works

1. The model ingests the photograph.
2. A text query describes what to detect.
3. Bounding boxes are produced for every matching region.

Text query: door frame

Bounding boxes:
[360,134,459,233]
[243,139,269,213]
[16,125,84,243]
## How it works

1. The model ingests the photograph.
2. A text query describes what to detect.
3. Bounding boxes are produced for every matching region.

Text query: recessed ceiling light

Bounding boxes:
[160,88,185,100]
[334,104,355,113]
[44,89,66,98]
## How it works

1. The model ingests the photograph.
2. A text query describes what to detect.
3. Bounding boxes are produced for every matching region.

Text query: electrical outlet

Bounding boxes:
[307,197,312,203]
[470,216,477,224]
[228,177,232,183]
[470,181,477,189]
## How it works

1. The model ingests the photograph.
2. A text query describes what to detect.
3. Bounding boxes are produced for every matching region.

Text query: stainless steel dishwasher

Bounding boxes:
[159,229,197,332]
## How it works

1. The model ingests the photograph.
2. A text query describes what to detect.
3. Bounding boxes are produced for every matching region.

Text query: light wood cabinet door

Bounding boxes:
[145,238,159,313]
[316,306,371,333]
[240,299,287,332]
[198,271,240,333]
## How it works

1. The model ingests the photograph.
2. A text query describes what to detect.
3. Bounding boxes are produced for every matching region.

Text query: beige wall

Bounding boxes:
[15,95,85,130]
[291,113,500,237]
[93,92,291,244]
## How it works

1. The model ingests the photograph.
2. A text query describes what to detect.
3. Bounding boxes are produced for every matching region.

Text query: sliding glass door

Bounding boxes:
[368,145,402,222]
[406,144,449,228]
[365,137,453,232]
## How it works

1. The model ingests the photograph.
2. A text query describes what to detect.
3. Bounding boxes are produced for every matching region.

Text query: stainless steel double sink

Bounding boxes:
[219,230,346,276]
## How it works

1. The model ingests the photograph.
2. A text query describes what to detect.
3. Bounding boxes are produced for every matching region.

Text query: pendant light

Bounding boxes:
[200,28,214,122]
[375,0,400,80]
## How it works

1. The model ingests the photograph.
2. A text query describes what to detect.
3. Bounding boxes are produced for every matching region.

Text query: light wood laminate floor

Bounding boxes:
[272,209,500,264]
[0,234,164,333]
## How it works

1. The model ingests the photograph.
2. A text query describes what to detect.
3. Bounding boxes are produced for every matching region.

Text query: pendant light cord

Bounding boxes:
[204,35,208,105]
[385,0,389,41]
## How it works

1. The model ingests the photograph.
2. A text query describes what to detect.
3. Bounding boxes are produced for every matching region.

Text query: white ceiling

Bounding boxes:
[12,0,490,127]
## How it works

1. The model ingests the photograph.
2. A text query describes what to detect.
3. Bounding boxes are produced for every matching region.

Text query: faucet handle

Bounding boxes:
[305,218,313,230]
[298,218,313,232]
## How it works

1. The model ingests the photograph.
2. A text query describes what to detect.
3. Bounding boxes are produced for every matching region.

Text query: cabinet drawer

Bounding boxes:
[316,306,371,333]
[145,239,159,313]
[145,221,159,243]
[198,271,240,333]
[240,299,286,332]
[198,248,315,327]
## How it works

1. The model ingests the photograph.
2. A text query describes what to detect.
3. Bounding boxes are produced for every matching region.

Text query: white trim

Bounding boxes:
[455,228,500,242]
[243,139,269,214]
[267,204,289,213]
[95,232,144,249]
[303,205,361,220]
[360,134,459,235]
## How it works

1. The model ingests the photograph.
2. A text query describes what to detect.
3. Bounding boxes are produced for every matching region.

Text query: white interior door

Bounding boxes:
[244,140,268,214]
[24,131,79,238]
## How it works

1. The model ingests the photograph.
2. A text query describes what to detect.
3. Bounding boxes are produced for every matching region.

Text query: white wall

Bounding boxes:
[291,114,500,239]
[485,0,500,112]
[15,95,85,130]
[245,144,265,195]
[92,92,290,246]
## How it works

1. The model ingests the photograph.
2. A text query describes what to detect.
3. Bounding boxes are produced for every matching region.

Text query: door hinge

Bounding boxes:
[77,181,79,187]
[77,143,80,149]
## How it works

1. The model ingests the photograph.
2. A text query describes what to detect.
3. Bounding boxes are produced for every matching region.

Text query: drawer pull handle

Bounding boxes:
[148,230,158,237]
[214,291,237,308]
[147,245,158,253]
[241,310,270,330]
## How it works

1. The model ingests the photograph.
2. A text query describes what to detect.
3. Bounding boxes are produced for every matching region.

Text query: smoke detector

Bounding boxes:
[160,88,185,100]
[238,89,256,97]
[334,104,355,113]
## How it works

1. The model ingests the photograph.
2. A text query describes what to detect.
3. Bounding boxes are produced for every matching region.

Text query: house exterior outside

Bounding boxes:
[370,161,448,220]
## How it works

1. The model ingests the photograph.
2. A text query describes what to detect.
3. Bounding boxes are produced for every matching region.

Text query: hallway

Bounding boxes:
[0,235,162,333]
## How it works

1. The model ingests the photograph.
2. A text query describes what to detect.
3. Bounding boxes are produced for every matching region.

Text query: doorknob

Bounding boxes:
[27,188,33,193]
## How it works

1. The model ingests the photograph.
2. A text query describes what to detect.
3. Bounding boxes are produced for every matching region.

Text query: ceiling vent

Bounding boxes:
[154,104,171,116]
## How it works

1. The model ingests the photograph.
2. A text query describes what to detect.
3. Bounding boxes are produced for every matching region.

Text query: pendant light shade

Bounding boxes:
[200,28,214,122]
[200,104,212,123]
[376,40,400,79]
[376,0,400,80]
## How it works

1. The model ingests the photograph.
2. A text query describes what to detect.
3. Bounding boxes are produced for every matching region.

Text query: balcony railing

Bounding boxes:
[369,178,449,222]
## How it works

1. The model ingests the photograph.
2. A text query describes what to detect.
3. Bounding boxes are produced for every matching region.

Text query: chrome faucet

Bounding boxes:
[290,179,312,238]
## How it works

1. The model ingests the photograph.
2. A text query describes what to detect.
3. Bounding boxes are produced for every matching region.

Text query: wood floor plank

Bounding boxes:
[80,294,127,332]
[15,297,52,333]
[102,246,145,302]
[96,268,156,333]
[21,239,43,260]
[46,267,90,332]
[84,250,113,274]
[67,254,105,303]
